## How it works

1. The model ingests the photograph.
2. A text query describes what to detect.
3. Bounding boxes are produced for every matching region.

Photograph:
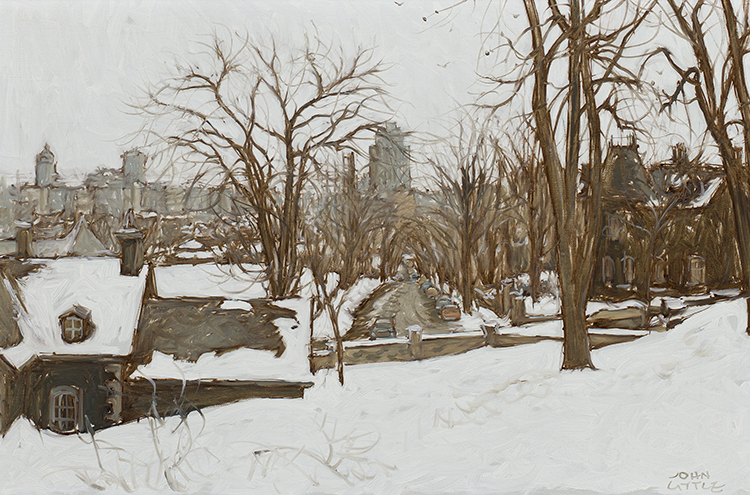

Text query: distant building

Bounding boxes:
[35,144,59,187]
[122,149,146,185]
[368,122,411,197]
[7,145,243,257]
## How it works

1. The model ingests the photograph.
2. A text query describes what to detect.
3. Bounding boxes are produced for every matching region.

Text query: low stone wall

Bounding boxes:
[314,324,648,372]
[121,379,313,423]
[312,332,486,370]
[486,330,644,349]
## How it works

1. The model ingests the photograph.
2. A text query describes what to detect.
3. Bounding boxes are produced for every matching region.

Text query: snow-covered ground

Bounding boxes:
[2,299,749,494]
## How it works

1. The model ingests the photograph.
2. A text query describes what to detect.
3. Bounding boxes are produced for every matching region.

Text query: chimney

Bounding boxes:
[15,221,32,259]
[672,143,688,164]
[114,209,144,276]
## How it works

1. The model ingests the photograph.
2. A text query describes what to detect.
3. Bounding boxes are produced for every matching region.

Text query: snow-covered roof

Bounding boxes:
[0,258,148,368]
[134,298,309,382]
[33,216,112,257]
[153,263,266,299]
[178,239,203,250]
[689,177,723,208]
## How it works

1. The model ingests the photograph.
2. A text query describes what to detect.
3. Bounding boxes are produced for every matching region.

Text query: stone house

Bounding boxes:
[0,216,300,435]
[593,139,739,299]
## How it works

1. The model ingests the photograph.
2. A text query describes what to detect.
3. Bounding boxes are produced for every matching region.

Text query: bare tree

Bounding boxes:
[134,31,391,298]
[659,0,750,332]
[488,0,654,369]
[426,124,505,313]
[304,222,348,385]
[501,124,555,303]
[303,153,384,384]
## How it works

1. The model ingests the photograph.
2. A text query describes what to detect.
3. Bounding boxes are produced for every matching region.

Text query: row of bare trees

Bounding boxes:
[418,122,554,315]
[301,137,553,383]
[491,0,750,368]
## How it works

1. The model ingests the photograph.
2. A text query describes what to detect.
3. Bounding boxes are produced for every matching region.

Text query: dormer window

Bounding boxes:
[63,316,83,341]
[59,306,95,343]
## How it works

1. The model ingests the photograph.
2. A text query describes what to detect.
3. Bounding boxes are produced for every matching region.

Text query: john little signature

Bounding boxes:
[667,471,724,492]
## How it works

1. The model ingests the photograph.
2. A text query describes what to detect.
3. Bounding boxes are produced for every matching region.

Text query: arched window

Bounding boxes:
[50,385,81,433]
[687,255,706,285]
[602,256,615,286]
[605,215,623,238]
[623,255,635,285]
[653,257,667,285]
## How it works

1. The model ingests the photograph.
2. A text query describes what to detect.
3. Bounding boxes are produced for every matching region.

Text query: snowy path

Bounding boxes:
[347,280,461,339]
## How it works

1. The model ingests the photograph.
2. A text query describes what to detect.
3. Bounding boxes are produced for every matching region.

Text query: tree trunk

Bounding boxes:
[325,301,345,385]
[309,298,317,374]
[644,235,656,306]
[257,207,282,298]
[558,237,594,369]
[721,153,750,333]
[528,215,540,302]
[485,228,498,287]
[523,0,594,370]
[672,0,750,334]
[720,0,750,333]
[500,220,512,280]
[460,236,473,314]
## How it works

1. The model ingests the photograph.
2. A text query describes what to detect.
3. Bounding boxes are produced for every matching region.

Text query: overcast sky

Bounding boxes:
[1,0,724,186]
[0,0,517,183]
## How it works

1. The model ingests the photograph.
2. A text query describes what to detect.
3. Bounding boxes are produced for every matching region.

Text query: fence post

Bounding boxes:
[510,296,526,326]
[408,325,423,360]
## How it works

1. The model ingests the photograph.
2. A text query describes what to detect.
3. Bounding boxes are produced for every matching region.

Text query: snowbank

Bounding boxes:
[526,294,560,315]
[310,277,381,339]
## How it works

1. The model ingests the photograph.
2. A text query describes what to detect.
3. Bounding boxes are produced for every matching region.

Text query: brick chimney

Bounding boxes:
[114,209,143,276]
[15,221,32,259]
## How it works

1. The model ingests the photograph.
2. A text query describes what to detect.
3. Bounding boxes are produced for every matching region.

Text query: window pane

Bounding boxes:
[51,388,79,433]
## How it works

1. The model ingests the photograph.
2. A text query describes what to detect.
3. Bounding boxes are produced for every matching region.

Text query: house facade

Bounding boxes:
[593,139,740,299]
[0,240,148,434]
[0,354,22,434]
